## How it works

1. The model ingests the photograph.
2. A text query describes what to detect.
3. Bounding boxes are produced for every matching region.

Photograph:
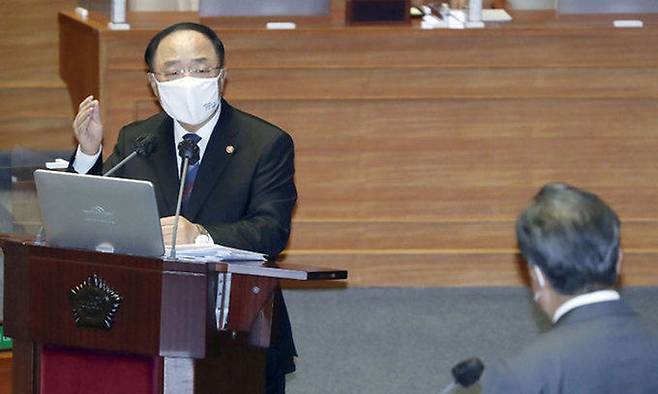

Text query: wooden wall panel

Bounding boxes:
[179,29,658,69]
[234,99,658,139]
[280,251,658,287]
[105,66,658,101]
[235,99,658,221]
[288,220,658,250]
[293,186,658,221]
[0,87,73,149]
[58,12,102,113]
[281,252,527,287]
[0,0,77,151]
[0,118,72,150]
[0,88,72,119]
[0,0,77,85]
[223,68,658,100]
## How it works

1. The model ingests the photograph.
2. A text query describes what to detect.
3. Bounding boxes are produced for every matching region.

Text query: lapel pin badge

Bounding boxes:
[226,145,235,155]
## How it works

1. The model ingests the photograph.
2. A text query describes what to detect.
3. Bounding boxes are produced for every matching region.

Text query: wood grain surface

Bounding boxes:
[0,0,77,151]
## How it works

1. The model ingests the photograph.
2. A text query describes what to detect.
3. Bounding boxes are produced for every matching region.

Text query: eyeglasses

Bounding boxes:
[152,66,224,81]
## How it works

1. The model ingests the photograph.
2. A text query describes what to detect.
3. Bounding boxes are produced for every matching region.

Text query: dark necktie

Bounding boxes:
[181,133,202,212]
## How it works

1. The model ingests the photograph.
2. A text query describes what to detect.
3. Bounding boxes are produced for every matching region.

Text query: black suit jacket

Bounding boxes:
[482,300,658,393]
[71,100,297,373]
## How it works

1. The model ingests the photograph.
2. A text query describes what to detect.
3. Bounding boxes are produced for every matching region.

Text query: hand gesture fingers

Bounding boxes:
[72,95,104,155]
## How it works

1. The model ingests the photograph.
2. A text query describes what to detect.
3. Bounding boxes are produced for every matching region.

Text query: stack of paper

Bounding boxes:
[166,244,267,262]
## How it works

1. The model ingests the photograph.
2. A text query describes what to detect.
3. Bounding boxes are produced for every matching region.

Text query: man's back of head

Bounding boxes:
[516,182,620,296]
[481,183,658,394]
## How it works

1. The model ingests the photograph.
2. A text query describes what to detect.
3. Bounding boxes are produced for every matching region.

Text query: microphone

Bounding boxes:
[439,358,485,394]
[168,138,200,259]
[177,138,200,166]
[103,135,157,177]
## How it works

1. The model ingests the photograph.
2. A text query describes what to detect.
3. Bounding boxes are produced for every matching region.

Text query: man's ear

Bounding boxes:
[616,248,623,275]
[219,69,227,94]
[147,73,159,98]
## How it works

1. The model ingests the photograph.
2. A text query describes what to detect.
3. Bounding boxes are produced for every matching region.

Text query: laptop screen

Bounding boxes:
[34,169,165,258]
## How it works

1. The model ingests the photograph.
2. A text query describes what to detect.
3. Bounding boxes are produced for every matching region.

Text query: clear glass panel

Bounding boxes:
[0,149,71,236]
[0,148,71,321]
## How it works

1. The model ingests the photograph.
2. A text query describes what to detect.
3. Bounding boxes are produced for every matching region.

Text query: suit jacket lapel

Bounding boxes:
[185,101,239,220]
[150,115,180,214]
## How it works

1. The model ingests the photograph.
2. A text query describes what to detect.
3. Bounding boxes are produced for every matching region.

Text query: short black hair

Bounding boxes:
[516,183,620,295]
[144,22,225,72]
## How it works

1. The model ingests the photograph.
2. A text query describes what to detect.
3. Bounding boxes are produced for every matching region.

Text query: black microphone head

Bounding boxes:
[134,135,157,157]
[451,358,485,388]
[177,139,200,165]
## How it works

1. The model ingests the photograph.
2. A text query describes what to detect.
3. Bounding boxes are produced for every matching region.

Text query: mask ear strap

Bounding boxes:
[533,266,546,287]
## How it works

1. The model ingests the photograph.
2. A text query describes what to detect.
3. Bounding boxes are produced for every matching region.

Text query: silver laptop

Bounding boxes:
[34,169,165,257]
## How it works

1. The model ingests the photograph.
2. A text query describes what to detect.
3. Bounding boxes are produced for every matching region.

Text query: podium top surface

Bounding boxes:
[0,234,347,281]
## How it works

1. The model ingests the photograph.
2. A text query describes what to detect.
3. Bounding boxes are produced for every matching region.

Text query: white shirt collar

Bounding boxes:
[173,99,222,171]
[552,289,620,323]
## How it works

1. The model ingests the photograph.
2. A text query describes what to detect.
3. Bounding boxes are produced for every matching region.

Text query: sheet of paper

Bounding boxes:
[166,243,267,261]
[482,9,512,22]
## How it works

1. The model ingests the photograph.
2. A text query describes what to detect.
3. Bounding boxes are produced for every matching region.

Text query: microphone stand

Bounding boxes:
[168,156,190,260]
[439,382,457,394]
[103,151,137,177]
[168,138,200,260]
[104,135,157,177]
[34,226,46,245]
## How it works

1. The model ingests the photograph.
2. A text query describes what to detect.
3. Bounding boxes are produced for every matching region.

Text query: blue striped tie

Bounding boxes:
[181,133,202,212]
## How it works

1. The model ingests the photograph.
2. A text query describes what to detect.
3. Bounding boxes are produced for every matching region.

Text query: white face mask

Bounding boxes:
[155,76,220,125]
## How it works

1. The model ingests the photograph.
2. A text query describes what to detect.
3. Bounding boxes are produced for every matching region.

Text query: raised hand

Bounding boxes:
[72,95,104,155]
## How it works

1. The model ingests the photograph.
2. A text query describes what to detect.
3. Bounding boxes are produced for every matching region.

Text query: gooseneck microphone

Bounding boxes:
[103,135,157,177]
[439,358,485,394]
[168,137,200,259]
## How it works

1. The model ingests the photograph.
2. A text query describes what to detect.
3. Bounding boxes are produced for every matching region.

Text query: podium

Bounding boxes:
[0,235,346,394]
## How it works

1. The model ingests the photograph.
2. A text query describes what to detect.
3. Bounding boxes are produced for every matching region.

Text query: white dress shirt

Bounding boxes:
[173,103,220,174]
[552,289,621,323]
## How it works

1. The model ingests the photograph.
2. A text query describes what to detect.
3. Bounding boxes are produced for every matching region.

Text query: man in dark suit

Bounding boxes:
[70,22,296,393]
[482,183,658,394]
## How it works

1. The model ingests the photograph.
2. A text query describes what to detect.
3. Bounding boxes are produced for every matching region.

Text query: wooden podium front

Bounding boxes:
[0,235,346,394]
